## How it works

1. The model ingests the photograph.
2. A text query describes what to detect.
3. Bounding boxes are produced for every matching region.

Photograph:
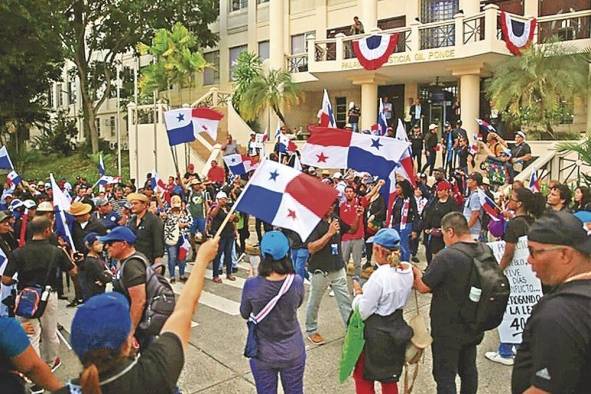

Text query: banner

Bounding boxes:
[487,236,543,344]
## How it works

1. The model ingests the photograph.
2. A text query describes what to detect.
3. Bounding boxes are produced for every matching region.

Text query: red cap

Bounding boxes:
[436,181,451,192]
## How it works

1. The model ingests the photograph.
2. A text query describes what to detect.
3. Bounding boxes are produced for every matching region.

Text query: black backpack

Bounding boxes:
[119,253,176,336]
[453,243,510,332]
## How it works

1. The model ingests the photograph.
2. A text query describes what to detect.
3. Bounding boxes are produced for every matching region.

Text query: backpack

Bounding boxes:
[119,253,176,336]
[452,243,510,332]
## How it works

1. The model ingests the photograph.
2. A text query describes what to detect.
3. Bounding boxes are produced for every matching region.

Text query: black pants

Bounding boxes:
[412,149,422,171]
[421,151,436,176]
[432,339,478,394]
[255,219,272,243]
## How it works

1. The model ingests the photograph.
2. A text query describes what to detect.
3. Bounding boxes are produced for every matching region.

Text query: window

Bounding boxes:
[421,0,458,23]
[229,45,247,79]
[258,41,270,60]
[257,0,269,4]
[110,116,116,137]
[47,87,54,108]
[335,96,347,128]
[291,33,313,55]
[231,0,248,11]
[203,51,220,85]
[96,118,101,136]
[56,83,63,107]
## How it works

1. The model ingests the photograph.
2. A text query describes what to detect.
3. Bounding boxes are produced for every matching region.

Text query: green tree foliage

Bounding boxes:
[0,0,64,150]
[558,137,591,186]
[486,41,589,137]
[239,69,300,126]
[33,111,78,156]
[232,52,263,112]
[54,0,218,153]
[138,22,210,104]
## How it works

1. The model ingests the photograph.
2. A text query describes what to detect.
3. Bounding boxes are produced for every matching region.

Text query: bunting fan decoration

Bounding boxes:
[353,33,399,70]
[500,11,537,56]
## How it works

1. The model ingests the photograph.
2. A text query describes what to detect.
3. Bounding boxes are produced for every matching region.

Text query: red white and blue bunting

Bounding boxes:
[352,33,399,70]
[500,11,537,56]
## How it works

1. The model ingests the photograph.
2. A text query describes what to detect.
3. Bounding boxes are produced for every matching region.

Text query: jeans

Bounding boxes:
[431,339,478,394]
[167,245,186,279]
[19,292,58,363]
[498,342,514,358]
[250,355,305,394]
[213,235,234,277]
[351,122,359,133]
[190,217,206,234]
[305,268,352,333]
[394,224,412,262]
[291,248,309,280]
[341,238,364,277]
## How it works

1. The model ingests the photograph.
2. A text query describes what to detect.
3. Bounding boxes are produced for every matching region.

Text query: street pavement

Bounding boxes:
[51,256,512,393]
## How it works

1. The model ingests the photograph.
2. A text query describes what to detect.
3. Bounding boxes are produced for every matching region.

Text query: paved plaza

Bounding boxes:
[52,257,512,393]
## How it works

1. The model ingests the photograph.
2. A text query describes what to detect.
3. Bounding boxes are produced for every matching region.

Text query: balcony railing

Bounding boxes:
[292,7,591,74]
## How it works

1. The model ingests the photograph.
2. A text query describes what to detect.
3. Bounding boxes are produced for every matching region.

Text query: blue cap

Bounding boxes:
[70,292,131,359]
[260,231,290,260]
[371,228,400,250]
[575,210,591,224]
[83,232,99,246]
[98,226,137,244]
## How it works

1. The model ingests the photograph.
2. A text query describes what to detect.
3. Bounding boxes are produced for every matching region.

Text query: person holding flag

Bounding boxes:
[464,172,485,241]
[163,195,193,283]
[421,124,439,176]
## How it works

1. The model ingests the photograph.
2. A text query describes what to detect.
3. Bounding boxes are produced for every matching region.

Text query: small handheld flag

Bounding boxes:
[528,168,540,193]
[319,89,336,128]
[6,171,21,187]
[98,153,106,177]
[0,146,14,170]
[478,189,502,222]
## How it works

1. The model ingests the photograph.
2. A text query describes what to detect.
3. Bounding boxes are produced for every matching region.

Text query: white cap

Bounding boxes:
[429,123,438,130]
[23,200,37,209]
[333,171,343,179]
[216,191,228,199]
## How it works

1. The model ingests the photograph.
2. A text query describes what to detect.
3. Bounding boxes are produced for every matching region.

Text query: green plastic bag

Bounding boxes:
[338,307,365,383]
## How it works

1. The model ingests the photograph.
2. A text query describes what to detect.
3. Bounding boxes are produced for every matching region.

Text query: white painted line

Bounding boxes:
[171,282,240,316]
[204,269,246,289]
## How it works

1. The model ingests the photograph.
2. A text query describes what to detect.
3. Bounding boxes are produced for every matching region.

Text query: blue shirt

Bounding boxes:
[463,190,482,237]
[240,275,305,368]
[1,317,30,370]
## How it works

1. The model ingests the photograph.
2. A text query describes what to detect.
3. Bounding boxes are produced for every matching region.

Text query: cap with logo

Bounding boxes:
[98,226,137,244]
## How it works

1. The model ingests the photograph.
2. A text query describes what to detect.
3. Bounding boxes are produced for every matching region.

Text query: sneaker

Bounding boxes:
[50,357,62,372]
[226,275,237,281]
[485,351,514,366]
[170,278,176,284]
[66,299,79,308]
[30,384,44,394]
[212,276,222,284]
[411,255,420,263]
[329,289,335,297]
[180,276,188,283]
[307,332,325,345]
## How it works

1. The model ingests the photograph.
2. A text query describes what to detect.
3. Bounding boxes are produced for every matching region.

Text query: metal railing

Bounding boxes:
[419,19,456,49]
[190,87,232,108]
[538,10,591,43]
[286,53,308,73]
[463,13,485,44]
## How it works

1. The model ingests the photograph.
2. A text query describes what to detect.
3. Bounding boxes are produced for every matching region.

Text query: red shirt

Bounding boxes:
[339,196,369,241]
[207,166,225,184]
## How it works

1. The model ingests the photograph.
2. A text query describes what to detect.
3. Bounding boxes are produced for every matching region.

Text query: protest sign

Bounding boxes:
[254,133,265,149]
[487,236,543,344]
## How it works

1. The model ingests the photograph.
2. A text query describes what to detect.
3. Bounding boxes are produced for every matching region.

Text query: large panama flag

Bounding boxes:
[235,160,338,241]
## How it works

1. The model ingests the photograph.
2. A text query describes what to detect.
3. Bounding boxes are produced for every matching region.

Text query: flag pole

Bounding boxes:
[169,146,180,176]
[212,159,265,239]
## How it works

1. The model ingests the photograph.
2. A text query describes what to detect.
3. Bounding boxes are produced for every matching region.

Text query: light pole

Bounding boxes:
[116,63,122,177]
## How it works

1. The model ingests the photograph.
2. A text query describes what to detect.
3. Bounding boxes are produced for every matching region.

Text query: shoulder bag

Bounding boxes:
[244,274,295,358]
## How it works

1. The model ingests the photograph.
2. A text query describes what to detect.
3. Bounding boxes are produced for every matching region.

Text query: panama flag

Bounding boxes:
[476,118,495,138]
[223,154,258,176]
[235,160,338,241]
[377,98,388,136]
[394,119,416,186]
[50,173,76,251]
[528,168,540,193]
[500,11,537,56]
[98,153,106,177]
[478,189,502,222]
[164,108,224,146]
[6,171,21,187]
[97,175,121,186]
[352,33,399,70]
[0,246,13,317]
[469,134,479,156]
[149,172,167,193]
[177,234,191,261]
[0,146,14,170]
[319,89,336,128]
[278,134,297,153]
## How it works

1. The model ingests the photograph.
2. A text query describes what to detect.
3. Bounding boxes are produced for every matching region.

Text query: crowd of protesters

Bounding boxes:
[0,122,590,394]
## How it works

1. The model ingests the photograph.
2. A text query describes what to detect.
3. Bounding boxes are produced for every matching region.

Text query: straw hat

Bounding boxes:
[126,192,149,203]
[68,202,92,216]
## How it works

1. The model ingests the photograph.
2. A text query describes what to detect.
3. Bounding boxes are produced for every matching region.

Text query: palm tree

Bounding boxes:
[239,68,300,127]
[232,51,263,113]
[557,137,591,185]
[486,40,589,137]
[138,22,209,104]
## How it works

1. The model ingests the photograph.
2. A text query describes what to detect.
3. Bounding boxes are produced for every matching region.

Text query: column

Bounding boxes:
[459,0,480,15]
[247,0,257,53]
[361,83,378,131]
[361,0,378,30]
[269,0,285,69]
[316,0,328,40]
[458,73,480,144]
[524,0,539,17]
[587,65,591,135]
[219,0,229,84]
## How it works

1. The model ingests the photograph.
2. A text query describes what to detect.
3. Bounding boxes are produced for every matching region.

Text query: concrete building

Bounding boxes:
[49,0,591,180]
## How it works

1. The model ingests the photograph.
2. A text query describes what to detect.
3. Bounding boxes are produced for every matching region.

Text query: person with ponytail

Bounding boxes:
[351,228,413,394]
[485,187,542,366]
[54,237,220,394]
[240,231,305,394]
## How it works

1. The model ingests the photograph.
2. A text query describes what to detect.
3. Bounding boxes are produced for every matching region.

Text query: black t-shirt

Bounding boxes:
[306,219,350,273]
[55,332,184,394]
[512,280,591,394]
[422,242,485,342]
[113,254,147,300]
[4,240,74,290]
[209,205,235,238]
[511,142,531,160]
[79,255,112,300]
[452,127,468,142]
[503,215,534,244]
[457,146,469,167]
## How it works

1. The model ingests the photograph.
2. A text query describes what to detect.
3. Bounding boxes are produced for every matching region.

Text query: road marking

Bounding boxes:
[204,269,246,289]
[170,282,241,316]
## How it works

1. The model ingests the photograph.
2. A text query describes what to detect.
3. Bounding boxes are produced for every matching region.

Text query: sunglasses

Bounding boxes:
[527,246,566,258]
